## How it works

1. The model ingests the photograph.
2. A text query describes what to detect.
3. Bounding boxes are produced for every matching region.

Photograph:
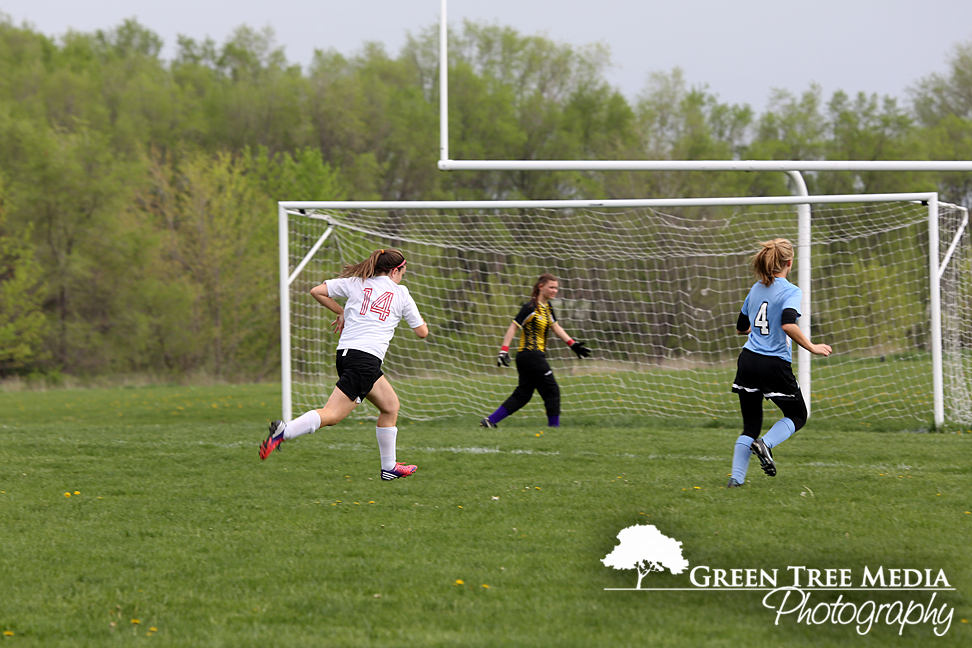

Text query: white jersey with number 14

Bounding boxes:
[324,275,425,362]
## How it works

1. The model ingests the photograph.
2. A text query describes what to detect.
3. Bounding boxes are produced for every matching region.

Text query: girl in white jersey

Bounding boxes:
[727,239,832,488]
[260,249,429,481]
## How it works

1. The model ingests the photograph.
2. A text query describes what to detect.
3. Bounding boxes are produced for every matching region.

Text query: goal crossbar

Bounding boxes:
[280,193,937,211]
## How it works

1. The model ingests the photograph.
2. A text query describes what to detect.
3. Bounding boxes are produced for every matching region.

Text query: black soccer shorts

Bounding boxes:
[334,349,384,403]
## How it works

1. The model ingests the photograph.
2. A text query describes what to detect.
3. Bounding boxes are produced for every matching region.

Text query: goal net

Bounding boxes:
[279,195,970,430]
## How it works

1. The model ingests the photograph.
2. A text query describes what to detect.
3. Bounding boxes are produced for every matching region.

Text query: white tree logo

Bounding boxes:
[601,524,689,589]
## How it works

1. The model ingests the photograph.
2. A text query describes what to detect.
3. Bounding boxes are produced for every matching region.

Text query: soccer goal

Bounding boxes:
[278,193,970,430]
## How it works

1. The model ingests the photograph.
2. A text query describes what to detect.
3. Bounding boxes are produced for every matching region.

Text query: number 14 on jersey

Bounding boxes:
[360,288,394,321]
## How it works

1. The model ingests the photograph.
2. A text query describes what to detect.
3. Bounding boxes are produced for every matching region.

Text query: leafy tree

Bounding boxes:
[0,178,49,375]
[0,118,142,371]
[911,39,972,125]
[136,150,276,377]
[818,91,928,195]
[910,38,972,206]
[633,69,776,198]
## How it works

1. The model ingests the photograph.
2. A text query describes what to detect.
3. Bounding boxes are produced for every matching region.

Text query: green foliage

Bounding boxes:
[0,179,49,375]
[0,15,971,380]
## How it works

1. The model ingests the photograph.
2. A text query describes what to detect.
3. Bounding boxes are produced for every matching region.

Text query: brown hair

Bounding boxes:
[751,238,794,287]
[530,273,558,305]
[339,249,407,279]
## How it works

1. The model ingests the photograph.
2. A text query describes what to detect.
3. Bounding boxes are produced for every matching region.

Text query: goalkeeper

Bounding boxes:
[480,273,591,429]
[727,239,832,488]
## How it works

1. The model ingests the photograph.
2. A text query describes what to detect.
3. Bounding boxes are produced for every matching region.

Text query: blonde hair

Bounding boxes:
[530,273,558,305]
[339,249,406,279]
[751,239,794,286]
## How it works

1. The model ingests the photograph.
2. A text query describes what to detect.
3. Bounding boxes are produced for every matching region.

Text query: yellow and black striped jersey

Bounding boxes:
[513,301,557,352]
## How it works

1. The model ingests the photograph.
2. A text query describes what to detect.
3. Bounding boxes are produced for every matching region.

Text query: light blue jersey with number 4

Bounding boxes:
[741,277,802,362]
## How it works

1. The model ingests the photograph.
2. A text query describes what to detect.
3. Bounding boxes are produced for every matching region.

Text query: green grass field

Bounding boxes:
[1,384,970,647]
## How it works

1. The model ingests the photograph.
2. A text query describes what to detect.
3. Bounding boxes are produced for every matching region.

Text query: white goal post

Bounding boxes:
[278,193,970,430]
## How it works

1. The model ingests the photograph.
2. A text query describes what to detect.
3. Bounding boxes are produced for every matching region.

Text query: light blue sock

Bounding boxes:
[762,417,796,449]
[732,435,754,484]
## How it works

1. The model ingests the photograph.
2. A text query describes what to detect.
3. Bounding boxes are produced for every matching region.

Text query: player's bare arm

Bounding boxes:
[781,323,832,357]
[310,282,346,333]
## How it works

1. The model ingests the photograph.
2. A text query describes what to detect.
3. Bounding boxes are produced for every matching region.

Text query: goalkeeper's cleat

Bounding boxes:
[480,418,498,429]
[751,438,776,477]
[259,420,286,460]
[726,478,744,488]
[381,462,417,481]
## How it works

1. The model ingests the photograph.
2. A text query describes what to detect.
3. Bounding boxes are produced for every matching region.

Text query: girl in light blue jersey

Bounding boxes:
[727,239,832,488]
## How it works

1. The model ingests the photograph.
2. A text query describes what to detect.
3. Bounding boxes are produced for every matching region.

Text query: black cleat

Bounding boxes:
[726,478,744,488]
[751,438,776,476]
[480,418,497,429]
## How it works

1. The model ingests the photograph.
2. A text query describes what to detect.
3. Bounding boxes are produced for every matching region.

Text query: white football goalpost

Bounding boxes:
[278,193,970,429]
[275,0,972,430]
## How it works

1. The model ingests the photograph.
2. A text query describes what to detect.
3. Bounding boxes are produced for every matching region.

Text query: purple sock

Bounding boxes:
[488,406,510,425]
[548,415,560,427]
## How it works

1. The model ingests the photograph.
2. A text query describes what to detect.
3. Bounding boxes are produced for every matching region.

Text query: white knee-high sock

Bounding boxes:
[376,426,398,471]
[283,410,322,440]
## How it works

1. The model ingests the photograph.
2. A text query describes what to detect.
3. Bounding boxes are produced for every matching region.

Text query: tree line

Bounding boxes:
[1,15,971,381]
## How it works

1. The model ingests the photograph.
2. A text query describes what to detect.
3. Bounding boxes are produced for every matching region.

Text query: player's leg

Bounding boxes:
[757,358,807,462]
[762,391,808,450]
[365,376,415,480]
[730,390,763,486]
[533,357,561,427]
[259,387,358,460]
[483,353,538,427]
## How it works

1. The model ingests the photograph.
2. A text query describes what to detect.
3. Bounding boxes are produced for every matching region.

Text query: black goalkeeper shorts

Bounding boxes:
[334,349,384,403]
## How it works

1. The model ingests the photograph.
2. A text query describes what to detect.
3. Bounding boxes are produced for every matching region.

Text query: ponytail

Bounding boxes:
[339,248,407,279]
[530,273,558,305]
[750,238,794,286]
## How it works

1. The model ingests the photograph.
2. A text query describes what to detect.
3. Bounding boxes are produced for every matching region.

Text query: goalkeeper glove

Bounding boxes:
[569,340,591,358]
[497,350,511,367]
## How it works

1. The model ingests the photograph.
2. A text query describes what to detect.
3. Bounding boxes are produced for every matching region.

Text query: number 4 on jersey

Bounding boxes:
[754,301,770,335]
[370,291,393,321]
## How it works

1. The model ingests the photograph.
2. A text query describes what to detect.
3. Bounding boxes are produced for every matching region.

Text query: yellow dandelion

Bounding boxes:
[131,619,140,624]
[535,433,541,437]
[458,505,463,508]
[3,631,14,636]
[64,492,71,497]
[74,491,80,495]
[455,579,464,585]
[693,487,701,490]
[149,627,157,632]
[481,584,490,589]
[368,501,375,504]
